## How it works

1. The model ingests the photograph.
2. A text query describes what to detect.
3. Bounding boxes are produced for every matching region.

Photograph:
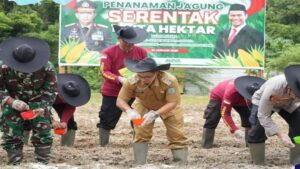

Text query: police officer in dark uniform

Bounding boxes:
[62,0,113,51]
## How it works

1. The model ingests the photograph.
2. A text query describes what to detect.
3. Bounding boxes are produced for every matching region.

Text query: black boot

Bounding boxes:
[201,128,215,149]
[34,146,51,164]
[99,128,110,147]
[7,149,23,165]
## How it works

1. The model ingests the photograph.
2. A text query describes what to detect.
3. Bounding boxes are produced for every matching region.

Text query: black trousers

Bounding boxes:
[203,99,251,129]
[97,95,134,130]
[247,105,300,143]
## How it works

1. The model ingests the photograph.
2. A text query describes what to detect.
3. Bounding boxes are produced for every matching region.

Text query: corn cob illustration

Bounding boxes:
[60,43,71,59]
[238,49,259,67]
[251,49,264,63]
[65,42,86,63]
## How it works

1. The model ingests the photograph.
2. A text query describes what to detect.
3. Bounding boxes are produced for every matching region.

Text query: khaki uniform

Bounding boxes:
[118,71,188,149]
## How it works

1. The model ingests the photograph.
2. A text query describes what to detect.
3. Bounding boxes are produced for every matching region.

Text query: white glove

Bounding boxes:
[126,109,141,120]
[118,76,125,84]
[11,100,29,111]
[233,129,244,139]
[141,110,160,127]
[279,133,295,148]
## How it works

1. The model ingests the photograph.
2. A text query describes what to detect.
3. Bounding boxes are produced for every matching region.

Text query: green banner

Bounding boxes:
[59,0,266,68]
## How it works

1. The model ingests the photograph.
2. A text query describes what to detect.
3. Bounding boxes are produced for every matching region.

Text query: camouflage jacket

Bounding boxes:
[0,61,58,112]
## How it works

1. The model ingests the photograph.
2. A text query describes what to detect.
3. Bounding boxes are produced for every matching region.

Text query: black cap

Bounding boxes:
[76,0,96,9]
[229,4,246,12]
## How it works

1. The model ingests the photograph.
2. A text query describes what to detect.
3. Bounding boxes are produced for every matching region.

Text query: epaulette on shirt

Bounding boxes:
[128,75,139,85]
[96,24,108,28]
[161,72,175,86]
[65,23,76,27]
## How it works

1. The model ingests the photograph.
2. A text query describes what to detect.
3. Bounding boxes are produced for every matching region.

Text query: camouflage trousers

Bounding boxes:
[1,105,53,151]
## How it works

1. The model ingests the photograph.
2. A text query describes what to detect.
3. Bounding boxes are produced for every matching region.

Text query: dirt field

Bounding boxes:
[0,95,295,169]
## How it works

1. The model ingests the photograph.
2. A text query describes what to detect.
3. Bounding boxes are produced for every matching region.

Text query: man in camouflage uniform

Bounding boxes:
[62,0,114,51]
[116,58,188,166]
[0,37,57,165]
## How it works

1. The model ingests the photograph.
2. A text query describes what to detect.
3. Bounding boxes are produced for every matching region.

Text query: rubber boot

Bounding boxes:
[34,146,51,164]
[290,144,300,165]
[133,143,148,166]
[99,128,110,147]
[23,130,31,145]
[248,143,265,165]
[171,148,188,166]
[7,149,23,165]
[245,128,249,147]
[201,128,215,149]
[61,129,76,147]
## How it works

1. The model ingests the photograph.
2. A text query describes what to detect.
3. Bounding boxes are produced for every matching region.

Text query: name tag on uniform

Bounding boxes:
[167,87,176,94]
[92,31,104,41]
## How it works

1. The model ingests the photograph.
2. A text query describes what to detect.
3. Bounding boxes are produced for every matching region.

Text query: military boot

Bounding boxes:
[201,128,215,149]
[23,130,31,145]
[61,129,76,147]
[34,146,51,164]
[99,128,110,147]
[290,144,300,165]
[7,148,23,165]
[133,143,148,166]
[248,143,265,165]
[171,148,188,166]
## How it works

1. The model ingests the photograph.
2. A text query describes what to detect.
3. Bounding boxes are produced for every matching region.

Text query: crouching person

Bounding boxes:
[116,58,188,166]
[0,37,57,165]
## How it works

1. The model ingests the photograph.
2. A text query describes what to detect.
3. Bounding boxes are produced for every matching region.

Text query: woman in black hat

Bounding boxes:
[0,37,57,165]
[116,58,188,166]
[98,25,148,147]
[247,65,300,165]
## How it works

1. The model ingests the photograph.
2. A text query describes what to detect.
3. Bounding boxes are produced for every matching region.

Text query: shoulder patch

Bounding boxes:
[161,72,175,86]
[127,75,139,85]
[96,24,108,29]
[65,23,76,27]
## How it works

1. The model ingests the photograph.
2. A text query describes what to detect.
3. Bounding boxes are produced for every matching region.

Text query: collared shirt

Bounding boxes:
[100,45,147,97]
[252,74,300,136]
[230,23,246,37]
[0,62,57,112]
[118,71,181,119]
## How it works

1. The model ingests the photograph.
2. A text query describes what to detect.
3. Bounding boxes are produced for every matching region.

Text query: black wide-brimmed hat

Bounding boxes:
[113,25,147,44]
[58,74,91,107]
[284,64,300,98]
[0,37,50,73]
[125,58,170,73]
[234,76,266,100]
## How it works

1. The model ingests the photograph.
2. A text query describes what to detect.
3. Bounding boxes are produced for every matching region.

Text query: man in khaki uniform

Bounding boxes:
[116,58,188,166]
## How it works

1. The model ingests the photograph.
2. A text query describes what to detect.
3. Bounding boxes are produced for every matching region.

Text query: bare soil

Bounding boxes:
[0,102,294,169]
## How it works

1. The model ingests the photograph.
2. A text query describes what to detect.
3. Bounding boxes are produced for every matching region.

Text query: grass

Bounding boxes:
[89,92,209,106]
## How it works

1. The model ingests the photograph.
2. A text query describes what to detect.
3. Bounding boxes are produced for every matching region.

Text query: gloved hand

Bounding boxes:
[52,120,67,129]
[278,133,295,148]
[31,108,45,119]
[11,99,29,111]
[126,109,141,120]
[233,129,244,139]
[141,110,160,127]
[118,76,125,85]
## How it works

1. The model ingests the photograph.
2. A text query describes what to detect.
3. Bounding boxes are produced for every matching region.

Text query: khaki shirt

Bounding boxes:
[118,71,182,119]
